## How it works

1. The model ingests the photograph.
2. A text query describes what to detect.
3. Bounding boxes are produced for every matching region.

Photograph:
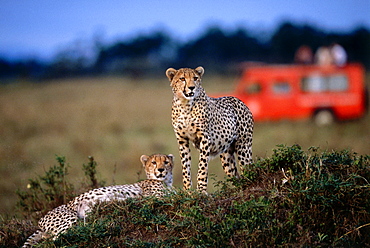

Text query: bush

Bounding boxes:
[16,156,75,221]
[16,155,105,222]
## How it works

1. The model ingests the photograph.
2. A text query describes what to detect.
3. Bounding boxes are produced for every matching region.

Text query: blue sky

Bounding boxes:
[1,0,369,61]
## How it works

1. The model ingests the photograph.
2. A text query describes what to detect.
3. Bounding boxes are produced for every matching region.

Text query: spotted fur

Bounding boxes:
[166,66,253,192]
[23,154,174,247]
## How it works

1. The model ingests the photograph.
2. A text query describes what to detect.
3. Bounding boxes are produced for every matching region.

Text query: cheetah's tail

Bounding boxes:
[22,229,47,248]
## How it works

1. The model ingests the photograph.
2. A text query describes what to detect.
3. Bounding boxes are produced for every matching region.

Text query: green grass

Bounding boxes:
[1,145,369,247]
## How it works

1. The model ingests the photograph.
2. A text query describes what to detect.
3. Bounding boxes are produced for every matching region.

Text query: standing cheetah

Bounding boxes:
[23,154,174,247]
[166,66,253,192]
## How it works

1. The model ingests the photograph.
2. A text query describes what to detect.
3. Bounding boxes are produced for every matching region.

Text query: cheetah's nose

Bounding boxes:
[158,168,165,172]
[188,86,195,91]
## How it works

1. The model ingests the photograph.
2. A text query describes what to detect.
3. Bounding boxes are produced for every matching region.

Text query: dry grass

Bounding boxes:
[0,75,368,216]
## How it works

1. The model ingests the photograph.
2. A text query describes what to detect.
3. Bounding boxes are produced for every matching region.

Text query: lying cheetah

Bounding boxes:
[23,154,174,247]
[166,66,253,192]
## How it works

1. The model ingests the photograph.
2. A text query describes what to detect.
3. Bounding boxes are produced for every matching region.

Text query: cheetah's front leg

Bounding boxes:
[177,136,192,190]
[197,138,211,192]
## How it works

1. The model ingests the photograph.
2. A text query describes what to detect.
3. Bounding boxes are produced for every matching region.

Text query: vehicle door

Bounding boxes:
[267,78,296,120]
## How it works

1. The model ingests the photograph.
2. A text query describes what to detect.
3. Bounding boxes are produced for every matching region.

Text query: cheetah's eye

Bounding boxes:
[193,77,198,81]
[151,161,156,165]
[179,77,185,81]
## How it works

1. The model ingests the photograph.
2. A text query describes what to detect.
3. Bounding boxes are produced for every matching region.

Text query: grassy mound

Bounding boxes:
[1,145,369,247]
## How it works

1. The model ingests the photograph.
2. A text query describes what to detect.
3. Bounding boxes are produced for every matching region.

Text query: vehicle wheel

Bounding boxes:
[314,110,335,126]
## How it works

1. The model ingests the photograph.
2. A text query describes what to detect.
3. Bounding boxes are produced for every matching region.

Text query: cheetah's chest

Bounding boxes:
[172,105,206,136]
[172,102,238,156]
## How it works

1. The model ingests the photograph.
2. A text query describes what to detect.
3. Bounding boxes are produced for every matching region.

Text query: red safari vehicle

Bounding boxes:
[230,63,367,125]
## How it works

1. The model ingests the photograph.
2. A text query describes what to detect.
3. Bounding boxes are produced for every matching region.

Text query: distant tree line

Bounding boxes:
[1,21,369,81]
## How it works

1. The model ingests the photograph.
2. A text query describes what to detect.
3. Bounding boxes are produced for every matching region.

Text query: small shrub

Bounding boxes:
[16,155,75,221]
[16,155,104,222]
[82,156,105,189]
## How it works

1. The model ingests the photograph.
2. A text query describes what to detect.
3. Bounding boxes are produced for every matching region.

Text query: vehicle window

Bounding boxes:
[301,75,326,92]
[245,83,262,94]
[272,82,291,94]
[301,74,348,92]
[327,75,348,91]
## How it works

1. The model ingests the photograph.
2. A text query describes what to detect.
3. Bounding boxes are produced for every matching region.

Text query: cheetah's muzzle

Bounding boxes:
[184,92,194,97]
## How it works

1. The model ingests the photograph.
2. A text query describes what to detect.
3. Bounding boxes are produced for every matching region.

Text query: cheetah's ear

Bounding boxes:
[167,154,174,162]
[166,68,177,81]
[195,66,204,77]
[140,155,149,167]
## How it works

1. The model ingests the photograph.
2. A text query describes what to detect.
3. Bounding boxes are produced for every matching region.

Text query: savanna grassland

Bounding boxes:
[0,75,369,216]
[0,75,369,247]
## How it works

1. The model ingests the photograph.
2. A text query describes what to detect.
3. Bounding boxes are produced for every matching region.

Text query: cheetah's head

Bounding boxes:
[140,154,174,187]
[166,66,204,100]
